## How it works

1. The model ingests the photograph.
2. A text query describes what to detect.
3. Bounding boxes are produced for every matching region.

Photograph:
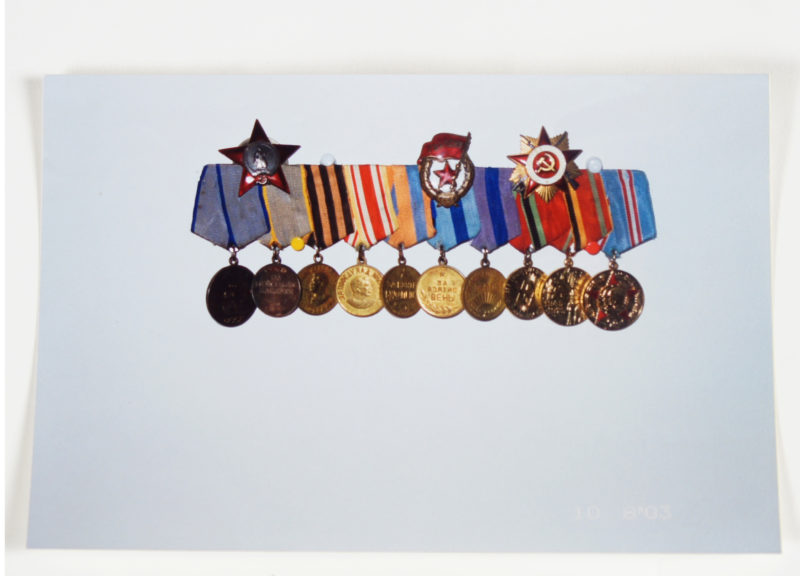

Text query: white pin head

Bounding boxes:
[586,156,603,174]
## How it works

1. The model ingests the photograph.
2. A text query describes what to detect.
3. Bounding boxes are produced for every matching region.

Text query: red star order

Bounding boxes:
[219,120,300,197]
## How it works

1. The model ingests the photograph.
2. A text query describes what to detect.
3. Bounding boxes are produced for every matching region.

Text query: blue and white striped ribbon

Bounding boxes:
[426,188,481,251]
[191,164,271,249]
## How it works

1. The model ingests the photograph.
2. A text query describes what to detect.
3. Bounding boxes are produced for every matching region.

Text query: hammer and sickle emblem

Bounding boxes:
[535,152,557,174]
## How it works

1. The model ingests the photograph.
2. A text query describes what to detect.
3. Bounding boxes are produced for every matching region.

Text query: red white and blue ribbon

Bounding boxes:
[343,165,398,248]
[598,169,656,255]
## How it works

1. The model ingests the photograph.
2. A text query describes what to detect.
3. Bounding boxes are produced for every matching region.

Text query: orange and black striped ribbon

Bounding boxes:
[302,164,354,249]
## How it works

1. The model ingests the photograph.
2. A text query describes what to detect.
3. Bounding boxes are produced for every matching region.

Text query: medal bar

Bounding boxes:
[192,122,656,328]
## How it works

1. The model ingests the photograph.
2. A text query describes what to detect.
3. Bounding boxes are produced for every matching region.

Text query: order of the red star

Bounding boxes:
[219,120,300,197]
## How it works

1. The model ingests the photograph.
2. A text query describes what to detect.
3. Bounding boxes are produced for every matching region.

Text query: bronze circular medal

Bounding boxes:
[582,269,645,330]
[297,262,339,316]
[504,266,547,320]
[463,266,506,321]
[381,264,421,318]
[416,264,465,318]
[251,262,301,317]
[541,266,591,326]
[206,265,256,327]
[336,264,384,317]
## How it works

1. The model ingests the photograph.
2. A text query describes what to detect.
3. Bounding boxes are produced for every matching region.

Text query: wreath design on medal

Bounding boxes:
[417,132,475,208]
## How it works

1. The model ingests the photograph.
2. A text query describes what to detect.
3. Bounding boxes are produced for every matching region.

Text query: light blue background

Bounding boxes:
[30,75,778,552]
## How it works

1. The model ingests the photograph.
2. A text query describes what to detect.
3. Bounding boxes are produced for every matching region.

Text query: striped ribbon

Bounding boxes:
[343,165,398,248]
[561,170,614,253]
[385,165,436,249]
[192,162,651,260]
[258,165,313,249]
[470,167,521,252]
[509,187,572,253]
[191,164,271,249]
[598,169,656,255]
[427,188,481,251]
[303,164,355,249]
[508,204,533,253]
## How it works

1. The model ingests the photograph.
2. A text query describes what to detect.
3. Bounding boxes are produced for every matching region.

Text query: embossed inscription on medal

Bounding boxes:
[428,280,459,302]
[336,264,384,317]
[252,263,301,317]
[382,265,421,318]
[417,265,464,318]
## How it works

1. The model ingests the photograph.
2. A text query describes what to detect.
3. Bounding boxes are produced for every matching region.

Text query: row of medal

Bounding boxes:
[195,123,655,330]
[206,244,644,330]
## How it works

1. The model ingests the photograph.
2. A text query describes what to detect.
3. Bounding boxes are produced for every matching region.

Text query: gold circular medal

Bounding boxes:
[381,264,421,318]
[462,266,506,321]
[541,265,591,326]
[336,264,384,317]
[297,262,339,316]
[582,269,645,330]
[504,266,547,320]
[416,264,465,318]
